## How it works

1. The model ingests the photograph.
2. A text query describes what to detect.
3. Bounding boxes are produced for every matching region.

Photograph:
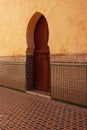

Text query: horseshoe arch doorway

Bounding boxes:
[26,12,50,93]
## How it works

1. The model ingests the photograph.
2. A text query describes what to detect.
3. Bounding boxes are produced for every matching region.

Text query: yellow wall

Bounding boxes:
[0,0,87,56]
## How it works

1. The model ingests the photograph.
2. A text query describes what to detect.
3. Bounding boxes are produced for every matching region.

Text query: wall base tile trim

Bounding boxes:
[51,62,87,107]
[0,56,26,62]
[0,61,26,91]
[51,53,87,63]
[0,56,34,91]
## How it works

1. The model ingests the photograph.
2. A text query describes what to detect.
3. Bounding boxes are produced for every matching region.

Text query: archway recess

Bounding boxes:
[26,12,50,93]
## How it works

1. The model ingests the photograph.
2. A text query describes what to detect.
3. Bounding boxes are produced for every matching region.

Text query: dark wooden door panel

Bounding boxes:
[34,15,50,92]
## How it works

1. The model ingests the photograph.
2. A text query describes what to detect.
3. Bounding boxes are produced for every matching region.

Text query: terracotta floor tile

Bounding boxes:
[0,87,87,130]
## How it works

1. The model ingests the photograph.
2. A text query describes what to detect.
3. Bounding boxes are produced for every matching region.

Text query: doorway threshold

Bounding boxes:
[26,90,51,99]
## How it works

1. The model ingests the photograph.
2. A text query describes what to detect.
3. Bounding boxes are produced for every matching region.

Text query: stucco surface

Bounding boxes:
[0,0,87,56]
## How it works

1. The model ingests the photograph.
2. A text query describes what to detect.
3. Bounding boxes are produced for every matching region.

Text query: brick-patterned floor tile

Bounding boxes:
[0,87,87,130]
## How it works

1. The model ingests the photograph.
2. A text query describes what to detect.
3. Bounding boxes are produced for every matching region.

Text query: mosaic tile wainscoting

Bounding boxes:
[51,54,87,107]
[26,55,34,90]
[0,57,26,91]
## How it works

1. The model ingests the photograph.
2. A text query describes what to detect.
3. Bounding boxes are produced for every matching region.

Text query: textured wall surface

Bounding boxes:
[51,63,87,107]
[0,61,26,91]
[0,0,87,56]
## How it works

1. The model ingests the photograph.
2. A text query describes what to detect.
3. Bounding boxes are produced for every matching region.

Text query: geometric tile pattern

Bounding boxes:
[26,55,34,90]
[0,62,26,91]
[51,63,87,107]
[0,87,87,130]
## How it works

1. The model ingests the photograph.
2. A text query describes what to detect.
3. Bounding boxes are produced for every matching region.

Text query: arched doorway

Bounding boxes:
[34,15,50,92]
[26,12,50,93]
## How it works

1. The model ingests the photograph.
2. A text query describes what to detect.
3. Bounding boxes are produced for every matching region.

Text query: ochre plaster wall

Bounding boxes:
[0,0,87,56]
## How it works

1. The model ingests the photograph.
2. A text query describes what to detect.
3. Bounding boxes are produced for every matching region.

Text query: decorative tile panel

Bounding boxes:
[26,55,34,90]
[0,61,26,91]
[51,63,87,107]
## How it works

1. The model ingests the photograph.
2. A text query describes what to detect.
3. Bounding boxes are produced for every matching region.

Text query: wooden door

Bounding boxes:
[34,15,50,92]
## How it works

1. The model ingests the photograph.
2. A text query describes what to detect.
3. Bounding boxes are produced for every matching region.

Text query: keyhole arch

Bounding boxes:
[26,12,50,93]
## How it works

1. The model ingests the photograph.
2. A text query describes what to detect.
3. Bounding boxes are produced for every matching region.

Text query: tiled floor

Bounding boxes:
[0,87,87,130]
